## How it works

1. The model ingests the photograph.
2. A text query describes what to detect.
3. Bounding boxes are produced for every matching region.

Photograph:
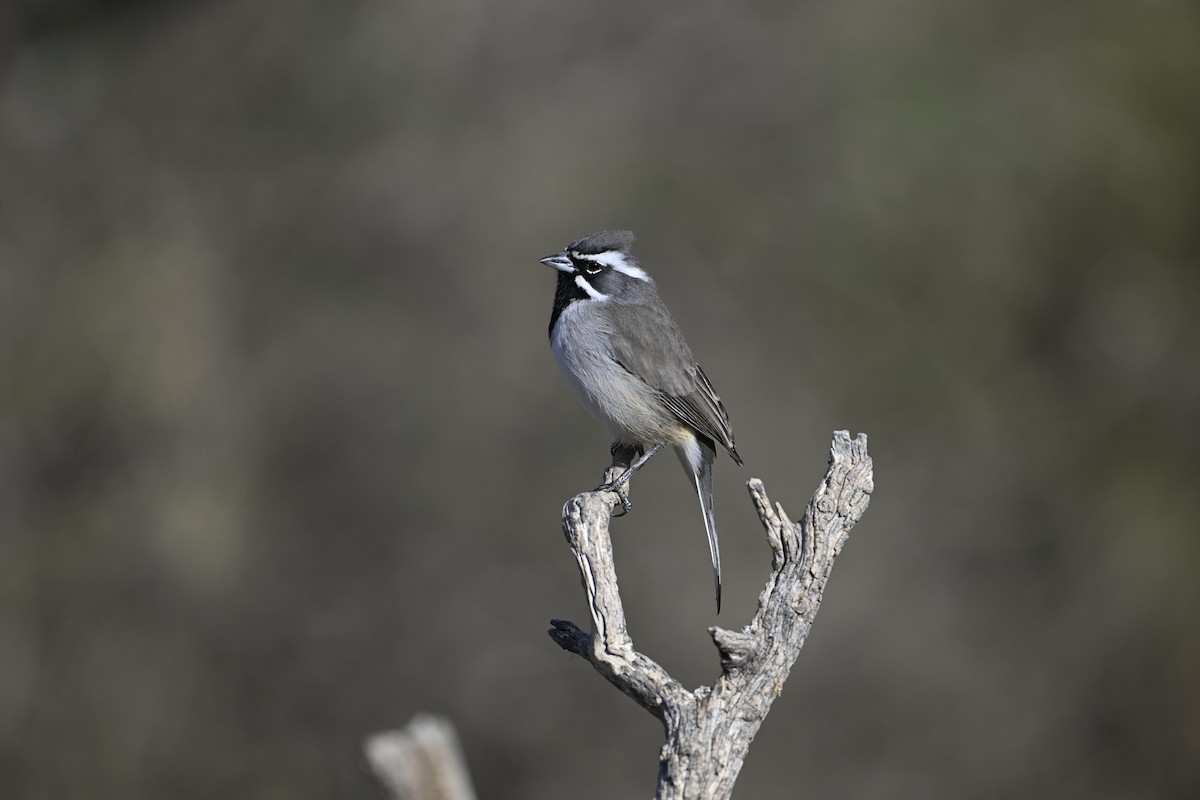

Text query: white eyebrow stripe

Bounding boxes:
[574,275,609,300]
[571,250,650,282]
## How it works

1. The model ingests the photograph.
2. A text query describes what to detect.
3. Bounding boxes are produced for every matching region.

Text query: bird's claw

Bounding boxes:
[595,482,633,516]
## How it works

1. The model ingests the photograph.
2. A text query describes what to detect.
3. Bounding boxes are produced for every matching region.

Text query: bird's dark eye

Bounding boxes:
[570,252,605,275]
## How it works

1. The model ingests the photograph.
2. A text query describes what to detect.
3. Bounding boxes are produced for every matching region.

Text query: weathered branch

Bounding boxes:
[365,714,479,800]
[549,431,874,799]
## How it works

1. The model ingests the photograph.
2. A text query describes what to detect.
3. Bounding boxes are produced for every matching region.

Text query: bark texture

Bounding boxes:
[549,430,874,799]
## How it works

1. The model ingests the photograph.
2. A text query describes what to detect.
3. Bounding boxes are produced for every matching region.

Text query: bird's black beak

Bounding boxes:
[538,252,575,273]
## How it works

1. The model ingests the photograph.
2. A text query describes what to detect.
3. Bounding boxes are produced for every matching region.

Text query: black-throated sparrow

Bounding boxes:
[539,230,742,612]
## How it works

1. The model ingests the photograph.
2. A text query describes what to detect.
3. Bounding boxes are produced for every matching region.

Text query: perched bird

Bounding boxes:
[539,230,742,612]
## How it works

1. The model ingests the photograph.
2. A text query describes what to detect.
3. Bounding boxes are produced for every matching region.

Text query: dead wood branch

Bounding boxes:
[549,431,874,799]
[365,714,478,800]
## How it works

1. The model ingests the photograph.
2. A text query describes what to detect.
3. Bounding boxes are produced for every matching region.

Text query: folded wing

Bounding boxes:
[607,300,742,464]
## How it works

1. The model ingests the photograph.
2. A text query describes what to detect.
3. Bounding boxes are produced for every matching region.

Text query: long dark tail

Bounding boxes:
[679,436,721,613]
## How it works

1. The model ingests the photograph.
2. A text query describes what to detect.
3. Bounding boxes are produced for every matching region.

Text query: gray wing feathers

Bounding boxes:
[607,301,740,462]
[661,366,740,463]
[606,300,697,395]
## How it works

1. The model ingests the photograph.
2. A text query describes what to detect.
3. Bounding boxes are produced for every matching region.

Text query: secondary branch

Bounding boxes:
[549,431,874,800]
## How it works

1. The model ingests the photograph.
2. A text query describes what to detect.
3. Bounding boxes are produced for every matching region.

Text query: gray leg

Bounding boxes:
[606,443,664,488]
[609,441,641,470]
[597,443,665,514]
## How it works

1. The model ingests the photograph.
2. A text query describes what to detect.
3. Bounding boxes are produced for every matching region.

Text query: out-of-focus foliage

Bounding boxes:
[2,1,1197,798]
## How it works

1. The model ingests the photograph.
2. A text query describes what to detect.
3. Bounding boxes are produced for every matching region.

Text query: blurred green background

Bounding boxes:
[2,1,1198,798]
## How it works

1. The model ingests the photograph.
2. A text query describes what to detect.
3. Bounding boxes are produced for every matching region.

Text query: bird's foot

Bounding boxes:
[595,482,633,516]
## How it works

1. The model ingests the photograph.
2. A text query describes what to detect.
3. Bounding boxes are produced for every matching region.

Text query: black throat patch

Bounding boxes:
[548,271,592,337]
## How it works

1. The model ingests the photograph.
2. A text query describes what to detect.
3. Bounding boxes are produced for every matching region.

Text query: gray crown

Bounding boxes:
[568,230,636,255]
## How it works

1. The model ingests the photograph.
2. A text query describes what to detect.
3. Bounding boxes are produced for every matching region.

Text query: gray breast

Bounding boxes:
[550,300,682,444]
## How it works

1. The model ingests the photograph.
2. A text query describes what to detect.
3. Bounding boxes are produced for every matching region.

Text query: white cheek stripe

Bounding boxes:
[572,250,651,282]
[574,275,608,300]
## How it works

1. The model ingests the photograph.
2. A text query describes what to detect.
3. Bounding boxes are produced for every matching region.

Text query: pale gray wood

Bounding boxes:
[365,714,479,800]
[549,431,874,799]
